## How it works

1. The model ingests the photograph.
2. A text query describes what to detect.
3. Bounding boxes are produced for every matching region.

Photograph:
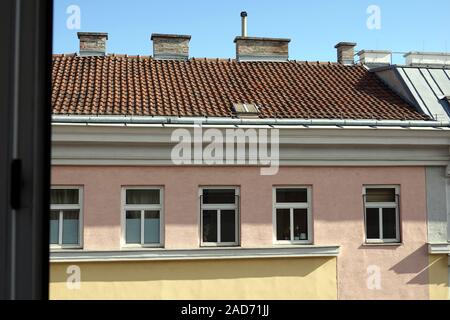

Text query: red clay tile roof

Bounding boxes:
[51,54,428,120]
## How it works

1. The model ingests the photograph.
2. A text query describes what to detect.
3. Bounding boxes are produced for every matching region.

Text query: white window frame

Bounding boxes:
[121,186,164,248]
[363,185,400,244]
[273,186,312,245]
[199,186,240,247]
[50,186,83,249]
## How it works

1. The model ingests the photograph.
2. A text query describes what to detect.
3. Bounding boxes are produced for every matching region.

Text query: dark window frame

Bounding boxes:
[0,0,53,299]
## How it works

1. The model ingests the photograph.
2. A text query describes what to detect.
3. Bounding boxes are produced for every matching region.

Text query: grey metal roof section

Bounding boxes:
[373,66,450,122]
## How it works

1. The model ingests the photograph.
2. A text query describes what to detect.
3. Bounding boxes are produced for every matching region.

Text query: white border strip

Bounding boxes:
[50,245,340,263]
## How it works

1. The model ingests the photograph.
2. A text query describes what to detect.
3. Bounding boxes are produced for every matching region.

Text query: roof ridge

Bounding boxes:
[51,54,363,67]
[52,53,78,57]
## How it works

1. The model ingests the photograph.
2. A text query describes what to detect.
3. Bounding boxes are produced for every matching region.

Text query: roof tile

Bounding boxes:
[51,55,428,120]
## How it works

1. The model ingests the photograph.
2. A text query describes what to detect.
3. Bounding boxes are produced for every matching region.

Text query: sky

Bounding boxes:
[53,0,450,64]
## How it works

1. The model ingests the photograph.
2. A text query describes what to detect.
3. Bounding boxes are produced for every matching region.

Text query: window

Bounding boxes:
[122,187,164,247]
[273,187,312,244]
[363,186,400,243]
[50,187,83,248]
[200,187,239,246]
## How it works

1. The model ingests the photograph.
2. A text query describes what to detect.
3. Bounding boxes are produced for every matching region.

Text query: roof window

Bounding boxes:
[231,103,260,118]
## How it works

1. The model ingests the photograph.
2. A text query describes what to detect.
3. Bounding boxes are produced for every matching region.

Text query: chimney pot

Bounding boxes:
[77,32,108,56]
[151,33,191,60]
[335,42,356,65]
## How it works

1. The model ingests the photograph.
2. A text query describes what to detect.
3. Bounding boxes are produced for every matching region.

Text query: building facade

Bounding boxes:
[49,32,450,299]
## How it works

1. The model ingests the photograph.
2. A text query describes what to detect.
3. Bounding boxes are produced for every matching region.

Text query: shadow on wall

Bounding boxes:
[50,257,331,283]
[389,244,429,285]
[357,244,431,286]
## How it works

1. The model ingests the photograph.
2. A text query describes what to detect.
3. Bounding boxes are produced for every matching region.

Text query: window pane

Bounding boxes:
[51,189,79,204]
[126,189,160,205]
[202,189,236,204]
[50,210,59,244]
[62,210,79,245]
[126,210,141,244]
[202,210,217,242]
[276,208,291,240]
[276,188,307,203]
[220,210,236,243]
[293,209,308,241]
[144,210,160,244]
[366,208,380,239]
[366,188,396,202]
[382,208,397,239]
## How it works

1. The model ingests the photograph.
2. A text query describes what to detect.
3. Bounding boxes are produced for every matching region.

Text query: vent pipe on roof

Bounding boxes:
[151,34,191,60]
[335,42,356,65]
[77,32,108,56]
[241,11,248,37]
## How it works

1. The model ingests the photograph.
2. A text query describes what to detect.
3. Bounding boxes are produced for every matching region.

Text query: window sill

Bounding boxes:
[121,245,164,249]
[50,245,340,262]
[50,246,83,251]
[200,243,240,248]
[361,242,403,247]
[274,241,312,245]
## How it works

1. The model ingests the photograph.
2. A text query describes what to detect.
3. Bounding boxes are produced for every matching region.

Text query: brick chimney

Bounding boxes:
[234,37,290,62]
[335,42,356,65]
[151,34,191,60]
[77,32,108,56]
[234,12,290,62]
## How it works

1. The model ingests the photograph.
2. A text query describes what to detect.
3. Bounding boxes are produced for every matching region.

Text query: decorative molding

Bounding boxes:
[50,245,340,262]
[428,243,450,254]
[51,124,450,166]
[52,123,450,145]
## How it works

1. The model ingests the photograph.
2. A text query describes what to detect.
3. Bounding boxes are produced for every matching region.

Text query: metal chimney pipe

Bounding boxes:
[241,11,248,37]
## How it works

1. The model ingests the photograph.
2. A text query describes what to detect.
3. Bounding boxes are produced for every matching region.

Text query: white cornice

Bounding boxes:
[50,245,340,262]
[51,123,450,166]
[52,123,450,145]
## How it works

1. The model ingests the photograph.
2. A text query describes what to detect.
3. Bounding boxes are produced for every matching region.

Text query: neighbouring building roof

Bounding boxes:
[51,54,429,121]
[373,65,450,122]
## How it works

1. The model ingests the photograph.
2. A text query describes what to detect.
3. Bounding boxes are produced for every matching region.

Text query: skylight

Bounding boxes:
[231,103,260,117]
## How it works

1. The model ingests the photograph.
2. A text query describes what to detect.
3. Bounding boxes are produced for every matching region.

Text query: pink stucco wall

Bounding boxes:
[52,166,428,299]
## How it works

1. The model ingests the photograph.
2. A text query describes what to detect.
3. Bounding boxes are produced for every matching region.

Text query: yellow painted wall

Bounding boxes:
[428,255,449,300]
[50,257,337,300]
